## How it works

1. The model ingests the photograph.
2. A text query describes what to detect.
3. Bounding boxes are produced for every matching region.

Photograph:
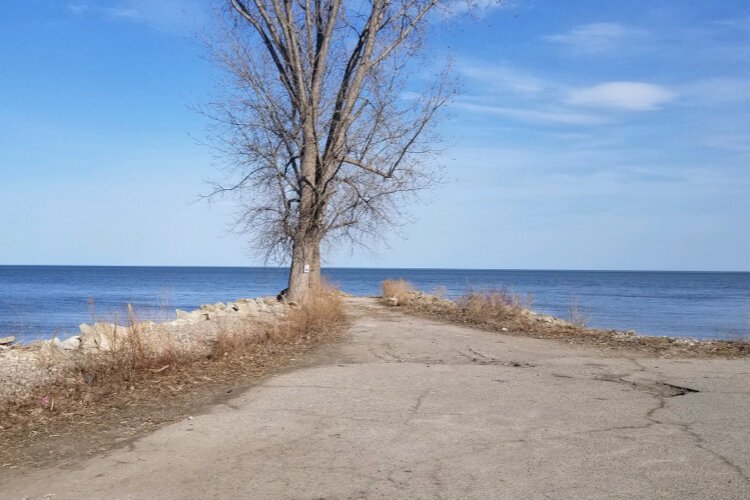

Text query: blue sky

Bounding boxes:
[1,1,748,270]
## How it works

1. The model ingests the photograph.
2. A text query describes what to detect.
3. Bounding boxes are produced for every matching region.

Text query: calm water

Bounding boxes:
[1,266,748,343]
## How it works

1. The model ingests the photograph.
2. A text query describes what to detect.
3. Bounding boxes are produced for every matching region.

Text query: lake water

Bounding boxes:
[0,266,748,342]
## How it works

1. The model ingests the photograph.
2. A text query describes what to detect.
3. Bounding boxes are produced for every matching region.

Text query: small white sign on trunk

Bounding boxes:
[303,264,310,273]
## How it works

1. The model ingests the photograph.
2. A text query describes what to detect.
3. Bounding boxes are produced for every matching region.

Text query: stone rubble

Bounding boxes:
[0,297,290,402]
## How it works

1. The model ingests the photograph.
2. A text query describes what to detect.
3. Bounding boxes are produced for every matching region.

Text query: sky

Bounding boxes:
[1,1,748,271]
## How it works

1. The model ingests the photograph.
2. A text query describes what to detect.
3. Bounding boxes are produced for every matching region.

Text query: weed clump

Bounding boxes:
[381,279,416,306]
[456,289,532,325]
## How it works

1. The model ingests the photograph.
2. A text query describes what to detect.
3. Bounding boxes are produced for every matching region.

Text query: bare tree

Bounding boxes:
[208,0,453,302]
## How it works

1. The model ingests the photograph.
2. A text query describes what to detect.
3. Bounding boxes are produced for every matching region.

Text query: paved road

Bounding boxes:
[4,298,750,499]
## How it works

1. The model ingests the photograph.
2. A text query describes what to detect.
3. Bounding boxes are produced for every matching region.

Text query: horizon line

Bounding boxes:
[0,264,748,274]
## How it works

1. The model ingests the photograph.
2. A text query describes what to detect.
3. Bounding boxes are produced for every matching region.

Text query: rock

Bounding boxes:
[261,297,277,306]
[79,323,128,351]
[236,302,260,316]
[0,336,16,345]
[501,327,509,332]
[386,297,399,306]
[176,309,203,322]
[60,335,81,350]
[166,319,191,327]
[38,337,65,355]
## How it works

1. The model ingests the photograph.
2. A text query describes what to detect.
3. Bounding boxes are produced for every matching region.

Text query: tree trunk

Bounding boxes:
[286,236,321,303]
[309,243,321,290]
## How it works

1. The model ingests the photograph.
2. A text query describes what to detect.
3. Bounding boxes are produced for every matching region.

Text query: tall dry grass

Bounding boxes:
[456,289,532,326]
[381,279,415,306]
[277,281,348,339]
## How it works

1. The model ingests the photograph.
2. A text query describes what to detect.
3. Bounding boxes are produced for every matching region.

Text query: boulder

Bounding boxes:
[261,297,277,306]
[166,319,191,328]
[0,336,16,345]
[79,323,128,351]
[235,302,260,316]
[176,309,203,322]
[60,335,82,350]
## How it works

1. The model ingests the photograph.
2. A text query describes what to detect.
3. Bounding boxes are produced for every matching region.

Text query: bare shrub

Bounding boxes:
[381,279,416,306]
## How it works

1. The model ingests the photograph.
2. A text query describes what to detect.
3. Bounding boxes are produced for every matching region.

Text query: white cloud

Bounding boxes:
[544,22,644,54]
[567,82,675,111]
[453,101,605,125]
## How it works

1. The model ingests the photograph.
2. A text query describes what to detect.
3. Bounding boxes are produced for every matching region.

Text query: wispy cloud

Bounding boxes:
[441,0,514,18]
[712,16,750,33]
[453,101,604,125]
[682,77,750,105]
[543,22,645,54]
[459,63,545,96]
[67,0,207,32]
[567,82,675,111]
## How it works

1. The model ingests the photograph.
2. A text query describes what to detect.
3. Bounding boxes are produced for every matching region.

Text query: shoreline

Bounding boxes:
[2,289,749,353]
[384,288,750,358]
[4,297,750,498]
[2,267,748,342]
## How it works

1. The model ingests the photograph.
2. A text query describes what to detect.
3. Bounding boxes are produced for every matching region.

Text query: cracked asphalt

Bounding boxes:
[4,298,750,499]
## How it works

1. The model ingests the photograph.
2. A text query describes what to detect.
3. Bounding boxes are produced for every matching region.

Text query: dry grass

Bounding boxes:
[280,283,348,339]
[381,279,416,306]
[456,289,532,325]
[0,289,348,467]
[383,279,750,358]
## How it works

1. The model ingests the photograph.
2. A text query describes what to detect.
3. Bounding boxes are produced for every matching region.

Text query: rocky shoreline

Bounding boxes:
[0,297,292,403]
[389,290,750,358]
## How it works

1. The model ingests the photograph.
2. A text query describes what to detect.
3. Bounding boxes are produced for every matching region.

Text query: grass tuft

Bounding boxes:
[381,279,416,306]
